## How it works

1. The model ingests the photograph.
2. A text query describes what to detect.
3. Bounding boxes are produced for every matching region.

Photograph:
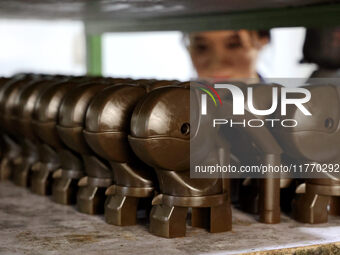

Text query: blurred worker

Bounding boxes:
[185,30,270,81]
[184,29,270,205]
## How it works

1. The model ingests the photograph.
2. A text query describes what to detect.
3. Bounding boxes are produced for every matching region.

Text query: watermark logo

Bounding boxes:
[198,84,222,115]
[201,84,312,116]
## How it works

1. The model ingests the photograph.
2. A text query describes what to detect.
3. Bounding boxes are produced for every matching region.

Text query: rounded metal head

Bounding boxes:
[128,86,190,171]
[0,75,38,136]
[84,84,146,162]
[15,78,60,141]
[274,84,340,163]
[57,82,109,154]
[32,80,79,149]
[83,80,179,163]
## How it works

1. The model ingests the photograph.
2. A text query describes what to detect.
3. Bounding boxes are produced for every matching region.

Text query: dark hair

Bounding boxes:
[303,27,340,69]
[182,30,271,47]
[258,30,271,40]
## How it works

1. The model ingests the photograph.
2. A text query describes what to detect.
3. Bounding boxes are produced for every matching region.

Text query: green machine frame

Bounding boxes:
[86,34,102,76]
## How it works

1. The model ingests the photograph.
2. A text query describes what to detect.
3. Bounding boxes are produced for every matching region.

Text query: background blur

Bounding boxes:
[0,19,317,80]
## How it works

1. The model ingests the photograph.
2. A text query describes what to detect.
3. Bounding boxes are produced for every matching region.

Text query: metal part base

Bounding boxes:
[150,204,188,238]
[259,208,281,224]
[259,178,281,224]
[0,135,21,181]
[0,157,12,180]
[76,185,106,214]
[105,195,139,226]
[293,193,330,224]
[191,201,232,233]
[149,201,232,238]
[329,197,340,216]
[30,166,52,195]
[52,177,78,205]
[12,159,31,187]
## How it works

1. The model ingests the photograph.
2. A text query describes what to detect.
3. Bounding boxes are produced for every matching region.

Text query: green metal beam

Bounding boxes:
[86,34,102,76]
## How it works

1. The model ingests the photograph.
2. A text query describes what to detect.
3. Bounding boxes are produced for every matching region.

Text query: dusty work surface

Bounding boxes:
[0,181,340,255]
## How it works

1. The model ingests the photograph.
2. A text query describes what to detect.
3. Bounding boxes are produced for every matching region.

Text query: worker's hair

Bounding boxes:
[302,27,340,69]
[258,30,271,40]
[182,29,271,48]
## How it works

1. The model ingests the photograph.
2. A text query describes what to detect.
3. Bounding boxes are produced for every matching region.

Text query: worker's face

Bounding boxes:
[188,30,268,79]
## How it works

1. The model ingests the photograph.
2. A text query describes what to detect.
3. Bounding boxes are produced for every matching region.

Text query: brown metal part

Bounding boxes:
[11,77,60,187]
[30,78,83,195]
[76,155,111,214]
[218,83,283,224]
[52,148,83,204]
[129,85,232,237]
[0,76,16,180]
[0,74,38,180]
[56,82,112,211]
[29,77,110,198]
[83,81,176,225]
[273,84,340,223]
[329,197,340,216]
[6,74,340,235]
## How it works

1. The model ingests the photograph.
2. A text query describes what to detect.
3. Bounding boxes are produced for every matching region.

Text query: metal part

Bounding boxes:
[273,84,340,223]
[11,77,59,187]
[30,78,84,195]
[56,82,114,212]
[128,85,232,237]
[83,81,175,225]
[221,84,283,224]
[0,74,38,181]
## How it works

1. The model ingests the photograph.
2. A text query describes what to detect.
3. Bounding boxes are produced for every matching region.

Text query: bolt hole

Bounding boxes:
[181,123,190,135]
[325,118,334,129]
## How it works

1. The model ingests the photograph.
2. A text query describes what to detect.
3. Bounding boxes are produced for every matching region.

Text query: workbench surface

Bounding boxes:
[0,181,339,255]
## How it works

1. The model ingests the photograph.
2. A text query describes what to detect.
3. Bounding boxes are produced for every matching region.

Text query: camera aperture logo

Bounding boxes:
[197,84,312,128]
[198,84,223,115]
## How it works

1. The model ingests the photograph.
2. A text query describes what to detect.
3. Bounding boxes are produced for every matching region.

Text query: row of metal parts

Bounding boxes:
[0,73,339,238]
